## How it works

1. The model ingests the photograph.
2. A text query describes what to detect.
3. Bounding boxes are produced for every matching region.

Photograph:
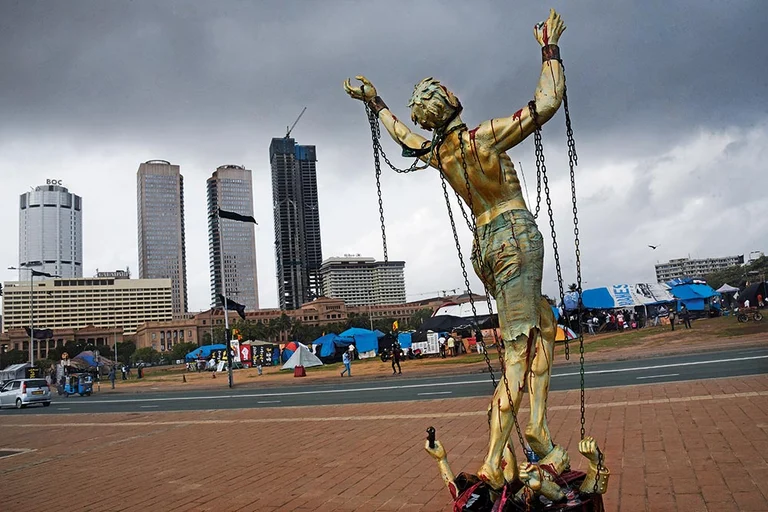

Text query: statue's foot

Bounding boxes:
[477,462,505,490]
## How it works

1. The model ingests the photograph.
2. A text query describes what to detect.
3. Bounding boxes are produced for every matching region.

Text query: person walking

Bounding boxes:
[447,335,456,357]
[391,342,402,375]
[108,366,116,389]
[681,304,692,329]
[669,307,677,331]
[340,349,352,377]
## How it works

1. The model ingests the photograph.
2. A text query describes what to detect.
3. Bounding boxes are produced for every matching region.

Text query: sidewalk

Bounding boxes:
[1,375,767,511]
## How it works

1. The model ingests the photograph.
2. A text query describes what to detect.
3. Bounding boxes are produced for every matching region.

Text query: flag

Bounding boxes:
[31,269,56,277]
[218,294,246,320]
[392,320,399,331]
[24,327,54,339]
[218,208,258,224]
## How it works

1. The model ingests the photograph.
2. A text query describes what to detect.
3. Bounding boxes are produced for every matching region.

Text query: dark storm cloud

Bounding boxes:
[1,0,766,155]
[1,1,766,308]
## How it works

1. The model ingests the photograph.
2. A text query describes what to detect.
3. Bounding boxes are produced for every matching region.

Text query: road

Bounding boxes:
[4,346,767,415]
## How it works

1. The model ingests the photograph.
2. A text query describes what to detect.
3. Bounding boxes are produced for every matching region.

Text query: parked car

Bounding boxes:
[0,379,52,409]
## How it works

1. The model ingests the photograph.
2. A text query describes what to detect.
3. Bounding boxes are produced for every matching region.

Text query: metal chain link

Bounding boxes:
[561,61,602,494]
[367,106,389,262]
[528,102,568,360]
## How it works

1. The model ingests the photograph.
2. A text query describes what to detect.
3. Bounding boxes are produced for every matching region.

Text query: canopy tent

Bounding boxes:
[70,350,115,369]
[0,363,31,383]
[716,283,739,294]
[564,283,675,310]
[735,282,767,306]
[313,333,344,358]
[337,327,380,355]
[281,343,323,370]
[185,344,227,362]
[668,283,719,311]
[433,300,497,317]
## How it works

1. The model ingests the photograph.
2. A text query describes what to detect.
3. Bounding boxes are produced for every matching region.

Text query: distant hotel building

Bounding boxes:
[137,160,188,315]
[270,137,323,310]
[320,255,406,306]
[655,255,745,282]
[1,276,172,335]
[207,165,259,310]
[19,182,82,279]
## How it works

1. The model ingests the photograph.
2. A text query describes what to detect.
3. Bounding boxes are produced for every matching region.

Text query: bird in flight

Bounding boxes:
[648,245,658,250]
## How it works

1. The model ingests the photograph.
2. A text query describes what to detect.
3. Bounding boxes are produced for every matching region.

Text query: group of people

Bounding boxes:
[437,334,458,358]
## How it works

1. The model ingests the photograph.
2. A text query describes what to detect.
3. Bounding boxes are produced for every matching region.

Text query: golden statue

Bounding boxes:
[345,8,608,510]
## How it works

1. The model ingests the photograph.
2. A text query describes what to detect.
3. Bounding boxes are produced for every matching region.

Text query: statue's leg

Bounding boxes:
[525,298,557,457]
[478,335,529,489]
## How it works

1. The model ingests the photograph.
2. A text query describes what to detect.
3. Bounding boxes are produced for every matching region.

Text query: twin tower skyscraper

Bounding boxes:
[136,136,321,314]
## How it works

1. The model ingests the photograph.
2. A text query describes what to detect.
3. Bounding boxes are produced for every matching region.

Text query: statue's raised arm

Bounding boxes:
[475,8,566,153]
[344,75,434,167]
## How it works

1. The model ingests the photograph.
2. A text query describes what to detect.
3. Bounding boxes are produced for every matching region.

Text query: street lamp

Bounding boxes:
[8,262,59,365]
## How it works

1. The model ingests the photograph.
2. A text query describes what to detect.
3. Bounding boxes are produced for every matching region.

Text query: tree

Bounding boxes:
[116,340,136,364]
[1,349,28,366]
[170,342,199,362]
[131,347,160,365]
[346,312,371,329]
[407,308,433,330]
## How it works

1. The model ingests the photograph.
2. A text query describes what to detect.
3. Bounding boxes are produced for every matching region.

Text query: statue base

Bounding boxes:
[452,471,604,512]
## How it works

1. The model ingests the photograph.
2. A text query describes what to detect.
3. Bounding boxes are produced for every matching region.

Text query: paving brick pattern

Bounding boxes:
[1,375,767,511]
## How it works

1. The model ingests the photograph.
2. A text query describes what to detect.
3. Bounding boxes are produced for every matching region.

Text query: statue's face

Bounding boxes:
[410,95,455,132]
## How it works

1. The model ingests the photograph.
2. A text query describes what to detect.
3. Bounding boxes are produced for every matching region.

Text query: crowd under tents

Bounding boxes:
[563,283,675,310]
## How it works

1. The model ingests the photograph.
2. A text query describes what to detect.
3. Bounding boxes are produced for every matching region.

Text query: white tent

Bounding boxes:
[0,363,31,383]
[281,343,323,370]
[433,299,497,317]
[716,283,739,293]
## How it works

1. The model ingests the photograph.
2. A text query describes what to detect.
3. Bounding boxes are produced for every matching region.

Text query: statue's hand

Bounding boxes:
[343,75,377,102]
[424,439,447,461]
[518,463,543,491]
[533,8,566,46]
[578,436,602,466]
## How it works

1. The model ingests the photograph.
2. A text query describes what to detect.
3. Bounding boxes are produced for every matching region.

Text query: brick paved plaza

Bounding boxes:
[1,375,767,511]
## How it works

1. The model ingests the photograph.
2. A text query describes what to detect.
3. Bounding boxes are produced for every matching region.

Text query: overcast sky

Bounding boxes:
[1,0,766,311]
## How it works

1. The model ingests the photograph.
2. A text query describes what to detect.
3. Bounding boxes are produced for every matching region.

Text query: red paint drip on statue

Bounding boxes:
[543,24,549,45]
[448,481,458,499]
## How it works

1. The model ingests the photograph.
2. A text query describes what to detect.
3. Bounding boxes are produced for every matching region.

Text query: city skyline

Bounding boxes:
[1,2,766,312]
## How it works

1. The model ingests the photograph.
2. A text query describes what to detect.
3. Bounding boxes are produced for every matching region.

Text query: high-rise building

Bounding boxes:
[654,254,745,282]
[19,183,83,279]
[137,160,188,315]
[320,255,406,306]
[270,137,323,310]
[207,165,259,310]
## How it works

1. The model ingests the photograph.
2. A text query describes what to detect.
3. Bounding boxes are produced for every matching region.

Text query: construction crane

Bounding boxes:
[286,107,307,138]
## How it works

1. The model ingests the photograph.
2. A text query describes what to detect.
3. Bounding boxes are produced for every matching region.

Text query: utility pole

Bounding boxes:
[217,215,234,389]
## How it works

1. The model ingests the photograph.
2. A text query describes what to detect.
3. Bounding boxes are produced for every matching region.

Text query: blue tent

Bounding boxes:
[338,327,380,354]
[669,284,719,311]
[397,332,412,349]
[185,344,226,362]
[313,333,343,358]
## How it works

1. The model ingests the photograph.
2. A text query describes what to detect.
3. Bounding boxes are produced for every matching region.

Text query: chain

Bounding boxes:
[560,61,601,494]
[367,106,389,262]
[528,101,568,361]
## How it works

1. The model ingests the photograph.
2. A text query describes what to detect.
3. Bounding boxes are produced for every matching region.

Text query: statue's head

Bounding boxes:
[408,77,462,132]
